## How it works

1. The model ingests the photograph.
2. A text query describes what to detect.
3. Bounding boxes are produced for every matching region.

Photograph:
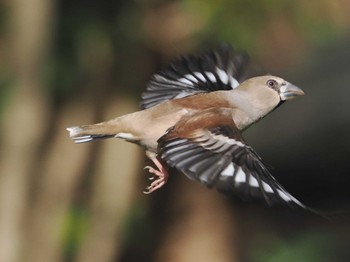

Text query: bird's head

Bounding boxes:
[238,75,304,113]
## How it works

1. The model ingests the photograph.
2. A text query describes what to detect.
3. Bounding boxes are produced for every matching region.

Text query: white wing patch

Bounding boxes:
[220,162,282,193]
[184,74,198,83]
[235,168,246,183]
[156,69,239,91]
[230,77,239,88]
[249,176,259,187]
[205,72,217,82]
[178,70,236,87]
[177,77,193,85]
[221,163,235,177]
[262,182,274,193]
[277,189,292,202]
[194,72,206,82]
[216,67,229,85]
[179,69,239,89]
[215,67,239,89]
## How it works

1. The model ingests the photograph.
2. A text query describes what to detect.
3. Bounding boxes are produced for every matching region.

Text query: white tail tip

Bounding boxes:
[66,126,94,143]
[66,126,83,138]
[72,135,94,143]
[66,126,116,144]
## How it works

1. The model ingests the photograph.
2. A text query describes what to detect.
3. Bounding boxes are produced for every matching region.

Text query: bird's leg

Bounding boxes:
[143,157,168,194]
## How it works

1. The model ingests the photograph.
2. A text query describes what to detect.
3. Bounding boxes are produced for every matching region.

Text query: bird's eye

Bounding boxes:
[266,79,278,89]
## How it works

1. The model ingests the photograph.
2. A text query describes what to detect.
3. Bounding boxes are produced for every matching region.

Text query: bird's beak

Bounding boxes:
[280,82,305,101]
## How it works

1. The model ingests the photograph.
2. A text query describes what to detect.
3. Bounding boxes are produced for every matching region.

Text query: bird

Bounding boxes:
[67,44,309,209]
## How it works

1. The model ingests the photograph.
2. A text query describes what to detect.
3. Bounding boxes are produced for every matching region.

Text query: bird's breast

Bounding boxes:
[136,105,189,152]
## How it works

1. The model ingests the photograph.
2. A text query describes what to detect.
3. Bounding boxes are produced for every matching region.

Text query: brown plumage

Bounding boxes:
[67,44,310,210]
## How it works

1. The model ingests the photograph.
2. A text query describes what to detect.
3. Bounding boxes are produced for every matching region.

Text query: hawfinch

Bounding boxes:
[67,44,308,209]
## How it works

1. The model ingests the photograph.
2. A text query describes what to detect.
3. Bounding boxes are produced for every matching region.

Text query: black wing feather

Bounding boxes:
[140,44,250,109]
[158,117,307,208]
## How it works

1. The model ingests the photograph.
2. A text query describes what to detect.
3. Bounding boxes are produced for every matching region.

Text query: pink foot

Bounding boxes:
[143,157,168,194]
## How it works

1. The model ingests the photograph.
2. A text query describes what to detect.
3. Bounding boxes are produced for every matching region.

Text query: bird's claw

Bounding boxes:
[143,177,166,194]
[144,166,155,180]
[143,163,168,194]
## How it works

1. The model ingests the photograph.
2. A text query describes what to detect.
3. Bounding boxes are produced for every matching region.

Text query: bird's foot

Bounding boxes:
[143,158,168,194]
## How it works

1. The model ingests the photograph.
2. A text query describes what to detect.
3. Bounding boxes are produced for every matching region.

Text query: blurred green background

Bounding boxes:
[0,0,349,261]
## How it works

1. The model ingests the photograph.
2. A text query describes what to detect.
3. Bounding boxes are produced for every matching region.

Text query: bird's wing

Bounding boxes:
[157,108,307,208]
[140,44,250,109]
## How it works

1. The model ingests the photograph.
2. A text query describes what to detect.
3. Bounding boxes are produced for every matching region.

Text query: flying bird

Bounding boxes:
[67,44,309,209]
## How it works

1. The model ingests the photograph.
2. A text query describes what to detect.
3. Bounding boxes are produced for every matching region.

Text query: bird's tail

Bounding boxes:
[67,121,122,143]
[66,126,112,143]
